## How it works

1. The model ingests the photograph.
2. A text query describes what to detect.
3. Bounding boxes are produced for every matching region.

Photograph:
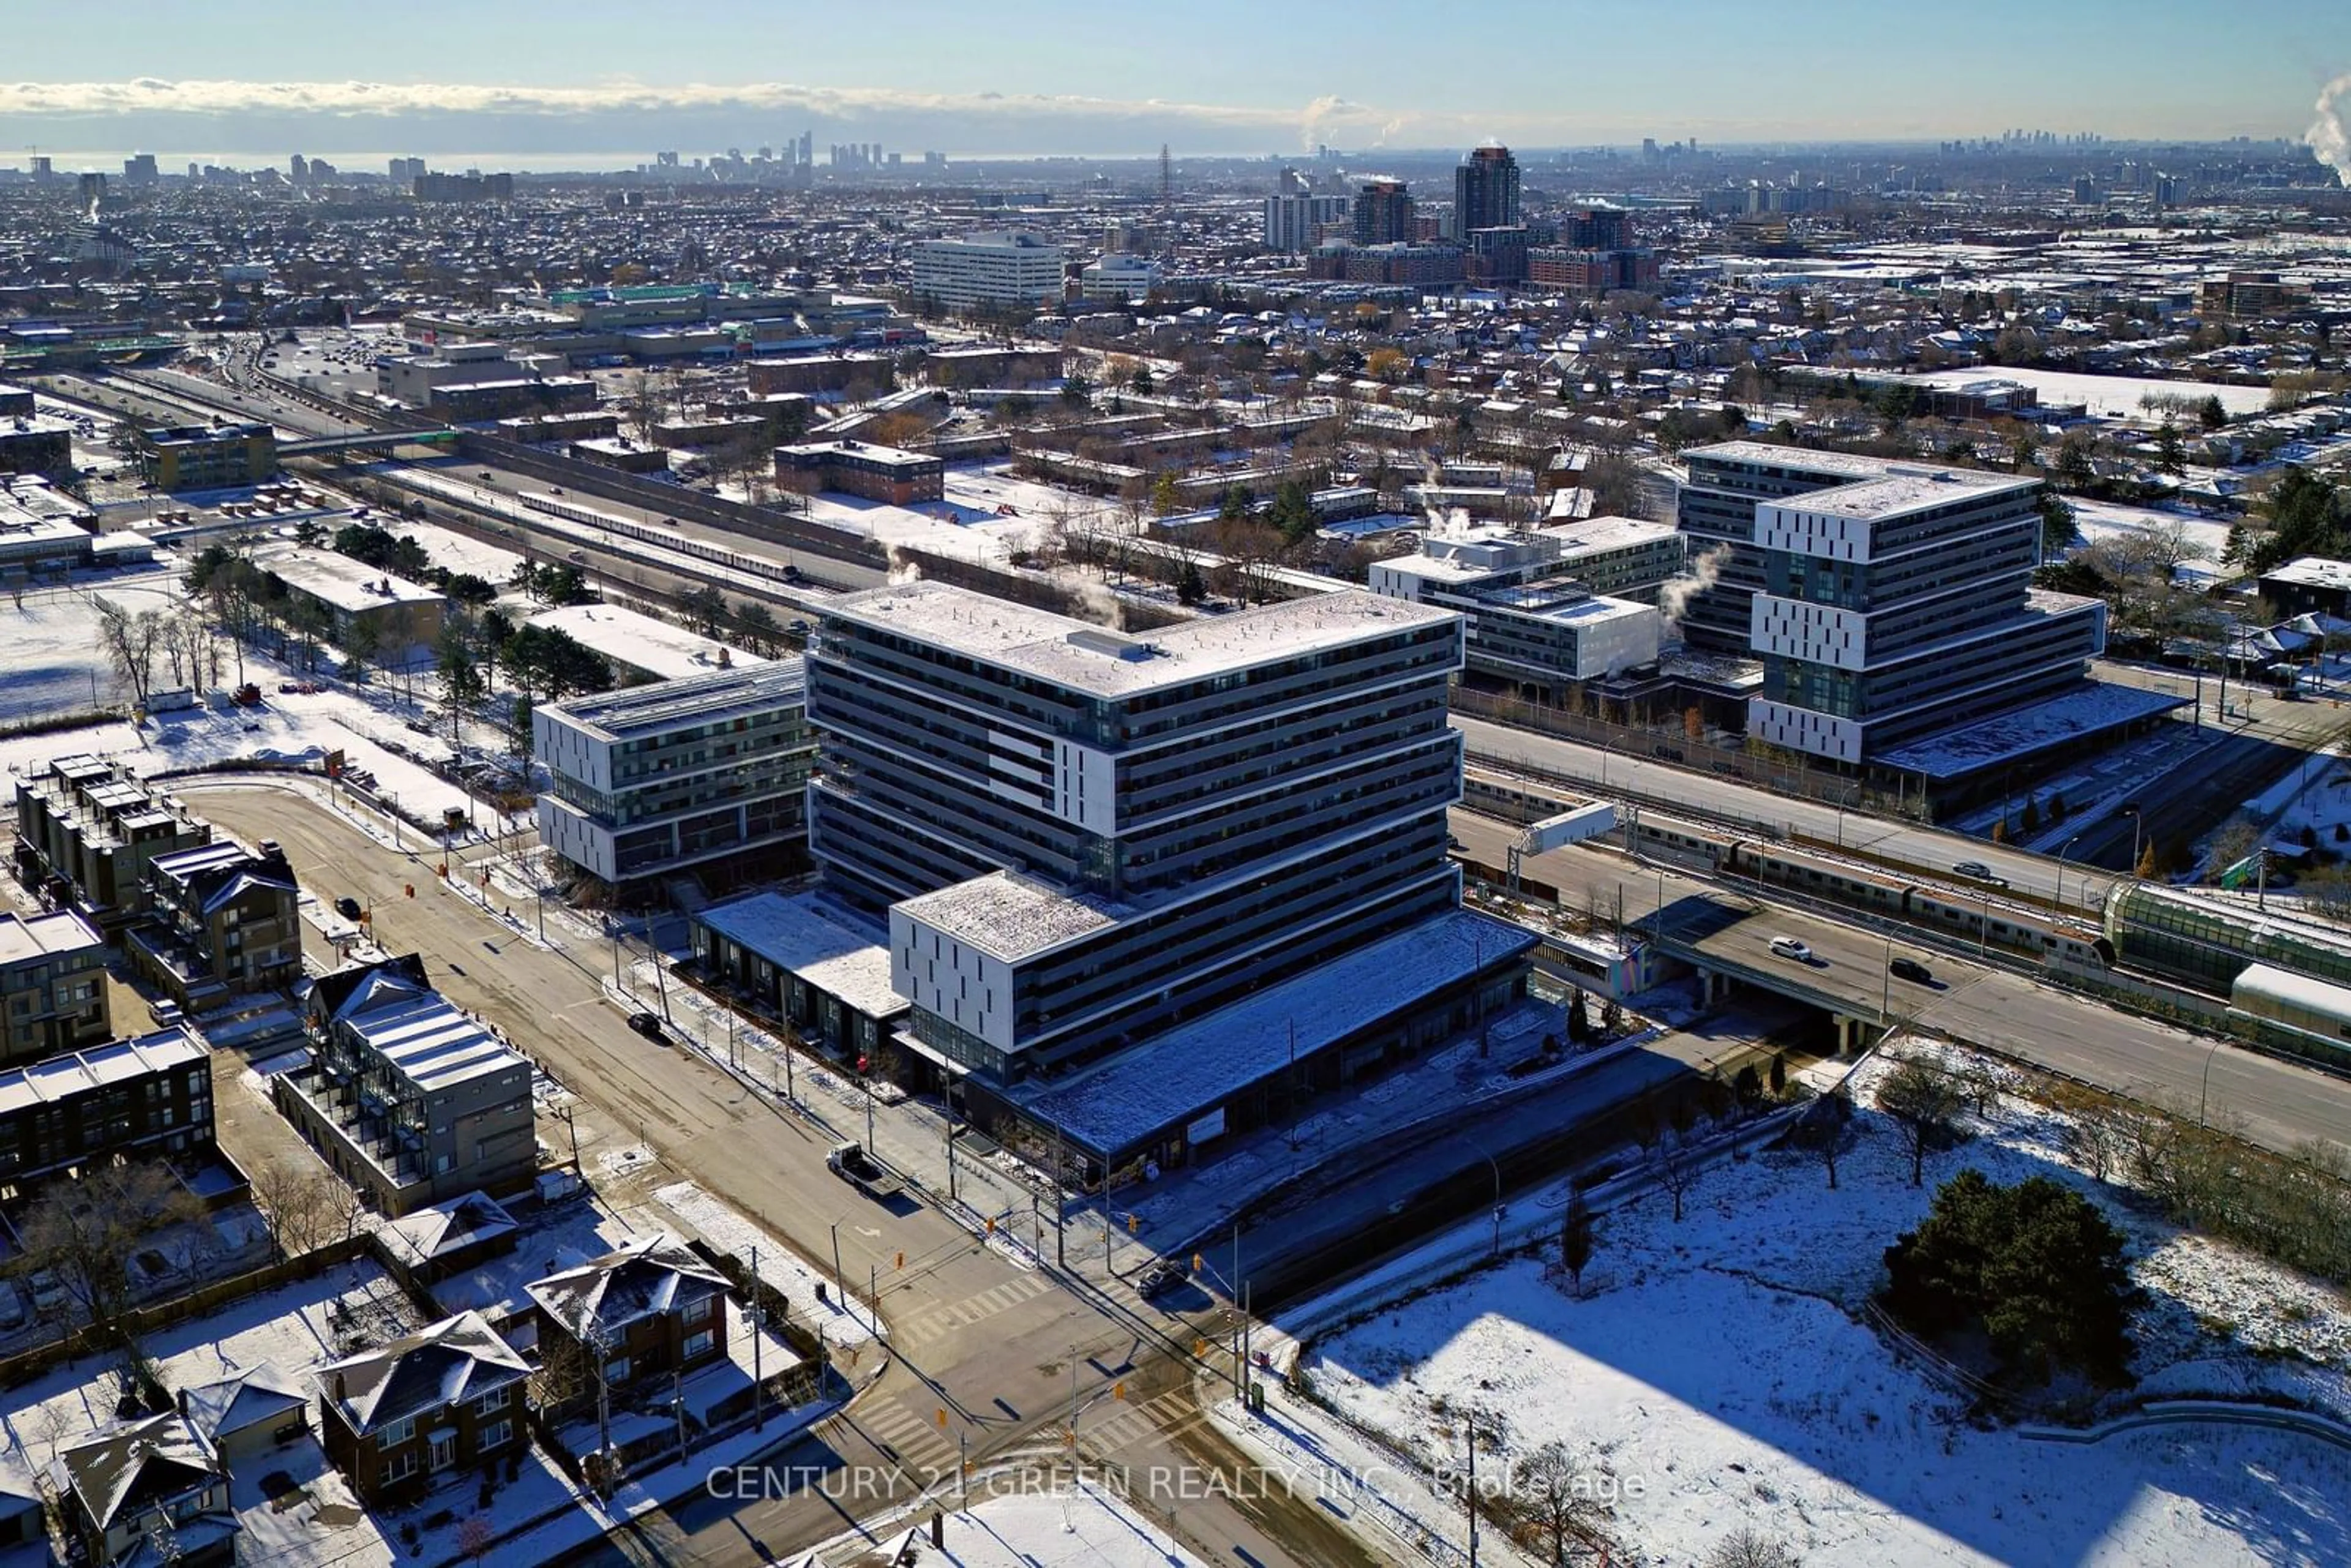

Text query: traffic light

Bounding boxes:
[936,1408,948,1428]
[1191,1253,1203,1273]
[1125,1214,1138,1234]
[895,1251,905,1270]
[1113,1381,1126,1401]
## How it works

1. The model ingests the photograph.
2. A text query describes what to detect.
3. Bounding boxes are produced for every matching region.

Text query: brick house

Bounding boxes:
[525,1235,731,1401]
[52,1412,238,1567]
[314,1310,531,1505]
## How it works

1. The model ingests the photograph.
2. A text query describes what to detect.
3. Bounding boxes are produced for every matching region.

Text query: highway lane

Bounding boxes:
[1450,810,2351,1157]
[182,780,1381,1568]
[1455,712,2120,910]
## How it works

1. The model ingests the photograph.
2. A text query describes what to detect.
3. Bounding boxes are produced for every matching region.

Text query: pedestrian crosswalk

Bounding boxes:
[894,1272,1058,1347]
[1076,1387,1201,1456]
[844,1398,962,1480]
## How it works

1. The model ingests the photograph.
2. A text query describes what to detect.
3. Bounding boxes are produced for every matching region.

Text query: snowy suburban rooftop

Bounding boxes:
[1539,513,1680,552]
[1007,907,1533,1158]
[249,541,444,612]
[525,602,770,683]
[896,869,1128,966]
[347,993,526,1093]
[2260,556,2351,593]
[828,580,1456,698]
[694,888,907,1020]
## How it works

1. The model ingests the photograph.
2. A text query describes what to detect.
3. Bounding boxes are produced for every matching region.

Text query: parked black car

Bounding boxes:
[333,896,362,920]
[627,1011,666,1042]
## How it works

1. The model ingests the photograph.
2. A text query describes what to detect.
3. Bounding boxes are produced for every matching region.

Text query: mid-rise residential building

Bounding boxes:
[534,659,816,888]
[128,838,302,1008]
[1696,445,2109,763]
[1452,143,1521,239]
[1352,178,1416,245]
[773,438,944,505]
[0,1026,214,1188]
[273,956,534,1214]
[1526,246,1660,295]
[0,409,75,478]
[1079,254,1162,301]
[1262,192,1352,252]
[806,582,1531,1171]
[13,755,212,927]
[132,422,276,490]
[0,908,110,1063]
[910,231,1065,313]
[1367,522,1670,699]
[1674,441,1899,653]
[315,1311,530,1504]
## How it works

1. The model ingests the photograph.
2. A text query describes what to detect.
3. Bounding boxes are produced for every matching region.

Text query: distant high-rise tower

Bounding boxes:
[1160,143,1172,206]
[1451,142,1520,240]
[1352,178,1415,246]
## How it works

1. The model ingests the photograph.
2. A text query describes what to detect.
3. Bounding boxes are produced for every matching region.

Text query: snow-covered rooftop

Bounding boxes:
[1007,908,1534,1158]
[526,602,770,683]
[1875,680,2187,778]
[250,542,444,613]
[825,580,1456,699]
[692,890,907,1019]
[1791,468,2038,522]
[896,869,1127,965]
[539,656,802,741]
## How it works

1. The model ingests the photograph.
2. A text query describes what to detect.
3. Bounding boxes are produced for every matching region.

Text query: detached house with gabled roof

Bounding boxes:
[314,1310,531,1504]
[52,1411,238,1568]
[525,1234,731,1398]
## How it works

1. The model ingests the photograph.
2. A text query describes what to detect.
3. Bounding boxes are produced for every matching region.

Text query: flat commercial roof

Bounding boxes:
[2262,557,2351,591]
[896,869,1127,966]
[1477,585,1655,625]
[1537,514,1679,553]
[776,439,939,471]
[694,890,907,1020]
[1682,440,1891,479]
[1008,909,1533,1159]
[0,909,105,967]
[827,580,1457,700]
[527,603,773,686]
[252,543,445,613]
[1790,468,2038,522]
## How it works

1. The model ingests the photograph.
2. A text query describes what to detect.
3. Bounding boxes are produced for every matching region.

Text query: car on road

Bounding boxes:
[332,896,362,921]
[1768,936,1815,963]
[1952,861,2008,886]
[1889,957,1933,985]
[626,1011,666,1043]
[1136,1258,1188,1300]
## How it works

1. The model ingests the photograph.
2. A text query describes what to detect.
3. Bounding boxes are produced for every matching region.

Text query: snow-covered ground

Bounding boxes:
[2067,497,2235,564]
[1299,1043,2351,1567]
[1914,367,2275,421]
[827,1478,1206,1568]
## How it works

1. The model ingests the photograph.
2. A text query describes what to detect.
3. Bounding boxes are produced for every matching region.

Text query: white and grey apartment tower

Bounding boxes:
[1684,441,2107,764]
[804,583,1467,1081]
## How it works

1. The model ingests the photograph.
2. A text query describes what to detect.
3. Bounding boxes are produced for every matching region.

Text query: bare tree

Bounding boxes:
[95,598,163,709]
[1558,1192,1597,1294]
[19,1162,208,1345]
[1649,1120,1701,1223]
[1875,1057,1964,1187]
[250,1163,361,1256]
[1509,1438,1618,1565]
[1708,1527,1804,1568]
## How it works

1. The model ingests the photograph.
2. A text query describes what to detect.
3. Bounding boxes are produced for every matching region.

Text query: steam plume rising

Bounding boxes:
[1658,544,1731,632]
[2311,73,2351,188]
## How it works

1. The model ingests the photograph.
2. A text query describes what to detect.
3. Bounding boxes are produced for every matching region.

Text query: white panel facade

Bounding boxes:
[1570,606,1663,679]
[534,796,617,882]
[890,909,1017,1053]
[1745,697,1862,764]
[1750,593,1868,672]
[532,707,613,793]
[1754,503,1871,563]
[1051,739,1117,832]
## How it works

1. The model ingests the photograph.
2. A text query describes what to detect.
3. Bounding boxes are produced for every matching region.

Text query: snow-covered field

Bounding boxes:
[1301,1044,2351,1567]
[1914,367,2275,421]
[2067,497,2235,564]
[844,1480,1205,1567]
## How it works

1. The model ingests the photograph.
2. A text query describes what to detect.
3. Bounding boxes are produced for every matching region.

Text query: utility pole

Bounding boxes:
[751,1244,765,1432]
[830,1220,843,1305]
[1465,1425,1480,1568]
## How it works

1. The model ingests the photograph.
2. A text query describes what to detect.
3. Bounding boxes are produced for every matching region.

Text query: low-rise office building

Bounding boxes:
[128,838,302,1008]
[0,1026,213,1188]
[249,542,447,661]
[774,438,944,505]
[427,375,598,422]
[13,755,212,927]
[0,908,110,1063]
[0,410,74,476]
[273,956,535,1214]
[535,659,814,891]
[133,422,276,490]
[0,473,98,572]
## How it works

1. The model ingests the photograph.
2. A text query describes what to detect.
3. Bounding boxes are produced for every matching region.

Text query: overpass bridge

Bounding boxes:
[279,428,460,456]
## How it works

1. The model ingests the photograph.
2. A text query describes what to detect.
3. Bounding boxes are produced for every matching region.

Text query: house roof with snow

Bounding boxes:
[377,1190,520,1274]
[314,1310,529,1436]
[178,1362,307,1445]
[525,1234,728,1343]
[55,1412,224,1532]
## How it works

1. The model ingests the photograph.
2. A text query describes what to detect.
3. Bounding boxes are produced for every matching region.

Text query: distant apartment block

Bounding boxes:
[133,422,276,490]
[1352,178,1415,245]
[1079,255,1161,301]
[909,231,1065,313]
[1262,192,1352,252]
[0,1025,214,1190]
[427,376,598,422]
[1526,246,1659,295]
[744,353,897,397]
[773,438,944,505]
[249,541,448,659]
[0,908,110,1064]
[127,838,302,1008]
[534,659,816,888]
[13,755,212,927]
[411,171,513,201]
[1451,143,1521,239]
[0,402,73,476]
[274,956,535,1214]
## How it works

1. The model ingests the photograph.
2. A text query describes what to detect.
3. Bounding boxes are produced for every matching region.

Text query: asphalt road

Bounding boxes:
[1450,811,2351,1158]
[181,781,1383,1568]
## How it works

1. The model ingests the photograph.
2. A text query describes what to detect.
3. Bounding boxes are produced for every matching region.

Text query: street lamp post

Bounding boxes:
[2055,835,2083,911]
[2200,1037,2226,1125]
[2120,805,2143,876]
[1882,928,1895,1027]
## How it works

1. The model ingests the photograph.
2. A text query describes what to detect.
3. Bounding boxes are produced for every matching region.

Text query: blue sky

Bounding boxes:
[3,0,2345,158]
